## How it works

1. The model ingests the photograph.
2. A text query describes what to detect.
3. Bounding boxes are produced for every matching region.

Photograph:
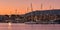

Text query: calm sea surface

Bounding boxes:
[0,23,60,30]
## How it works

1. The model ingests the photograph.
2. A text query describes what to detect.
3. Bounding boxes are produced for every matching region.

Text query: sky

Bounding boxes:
[0,0,60,15]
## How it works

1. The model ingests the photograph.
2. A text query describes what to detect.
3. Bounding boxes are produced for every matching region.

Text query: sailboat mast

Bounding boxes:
[31,3,33,12]
[15,9,17,15]
[49,5,52,20]
[40,3,43,14]
[40,3,43,20]
[49,5,52,10]
[26,7,28,13]
[30,3,33,21]
[41,3,43,10]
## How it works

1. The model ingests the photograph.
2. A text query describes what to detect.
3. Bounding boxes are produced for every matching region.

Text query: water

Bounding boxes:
[0,23,60,30]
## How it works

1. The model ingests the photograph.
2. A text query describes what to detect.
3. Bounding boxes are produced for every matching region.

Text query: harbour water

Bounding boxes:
[0,23,60,30]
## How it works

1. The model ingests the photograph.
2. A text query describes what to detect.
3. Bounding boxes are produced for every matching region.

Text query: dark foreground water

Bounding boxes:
[0,23,60,30]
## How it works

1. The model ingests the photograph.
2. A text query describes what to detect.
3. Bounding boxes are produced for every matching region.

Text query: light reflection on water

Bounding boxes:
[0,23,60,30]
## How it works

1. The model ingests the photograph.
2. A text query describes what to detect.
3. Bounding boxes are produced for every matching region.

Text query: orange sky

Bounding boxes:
[0,0,60,15]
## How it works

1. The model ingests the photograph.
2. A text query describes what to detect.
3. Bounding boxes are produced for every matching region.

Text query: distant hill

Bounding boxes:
[24,9,60,16]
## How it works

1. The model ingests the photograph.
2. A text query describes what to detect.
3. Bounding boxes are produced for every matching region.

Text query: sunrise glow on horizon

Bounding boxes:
[0,0,60,15]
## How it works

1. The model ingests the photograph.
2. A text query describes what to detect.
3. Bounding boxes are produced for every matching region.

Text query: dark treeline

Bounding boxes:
[0,14,60,24]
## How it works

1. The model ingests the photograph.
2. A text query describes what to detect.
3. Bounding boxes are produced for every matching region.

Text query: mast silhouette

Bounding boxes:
[40,3,43,14]
[15,9,19,15]
[49,5,52,20]
[27,7,29,13]
[49,5,52,9]
[41,3,43,10]
[31,3,33,12]
[15,9,17,15]
[40,3,43,20]
[30,3,33,21]
[50,5,52,9]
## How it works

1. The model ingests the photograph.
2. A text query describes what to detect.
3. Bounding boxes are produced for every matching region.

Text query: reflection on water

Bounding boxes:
[0,23,60,30]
